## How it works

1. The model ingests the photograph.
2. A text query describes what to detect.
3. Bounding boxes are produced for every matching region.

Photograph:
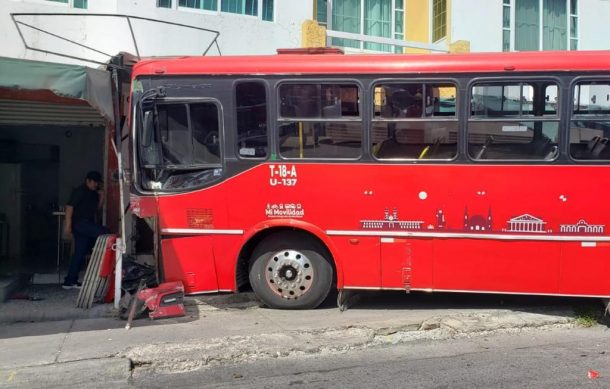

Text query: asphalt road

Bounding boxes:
[134,326,610,388]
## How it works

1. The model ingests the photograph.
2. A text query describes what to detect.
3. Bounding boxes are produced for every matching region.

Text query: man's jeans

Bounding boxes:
[64,221,109,285]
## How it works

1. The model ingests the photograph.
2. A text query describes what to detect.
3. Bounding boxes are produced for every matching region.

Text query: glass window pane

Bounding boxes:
[375,83,456,118]
[570,39,578,50]
[515,0,540,51]
[221,0,257,15]
[190,103,221,164]
[395,0,403,9]
[47,0,69,3]
[236,82,267,158]
[317,0,328,24]
[503,30,511,52]
[574,83,610,114]
[179,0,217,10]
[570,120,610,160]
[262,0,274,21]
[570,16,578,37]
[468,121,559,160]
[571,0,577,15]
[74,0,88,8]
[279,122,362,159]
[472,83,544,117]
[543,0,567,50]
[503,5,510,28]
[332,0,362,49]
[395,11,403,33]
[157,0,172,7]
[372,122,458,160]
[432,0,447,41]
[544,85,558,115]
[364,0,392,52]
[279,84,360,119]
[158,103,220,166]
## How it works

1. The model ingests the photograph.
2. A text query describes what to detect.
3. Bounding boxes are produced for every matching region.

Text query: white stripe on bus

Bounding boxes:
[326,230,610,242]
[161,228,244,235]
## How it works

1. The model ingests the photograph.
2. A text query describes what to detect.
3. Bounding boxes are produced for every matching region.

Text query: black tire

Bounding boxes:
[249,231,333,309]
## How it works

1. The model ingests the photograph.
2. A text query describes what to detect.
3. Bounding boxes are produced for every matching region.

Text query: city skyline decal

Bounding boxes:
[360,207,606,235]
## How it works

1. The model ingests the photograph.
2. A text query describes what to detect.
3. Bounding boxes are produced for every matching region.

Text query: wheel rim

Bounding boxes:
[265,249,314,300]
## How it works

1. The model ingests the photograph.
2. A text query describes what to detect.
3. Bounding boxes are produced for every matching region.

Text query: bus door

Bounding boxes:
[560,82,610,296]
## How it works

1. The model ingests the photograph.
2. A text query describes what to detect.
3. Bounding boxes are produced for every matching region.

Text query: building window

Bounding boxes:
[364,0,392,51]
[570,0,578,50]
[432,0,447,42]
[469,82,560,161]
[515,0,574,51]
[372,82,458,160]
[262,0,274,21]
[503,0,511,51]
[394,0,404,53]
[157,0,172,8]
[179,0,218,11]
[222,0,257,16]
[277,83,362,159]
[46,0,88,8]
[316,0,328,26]
[330,0,404,53]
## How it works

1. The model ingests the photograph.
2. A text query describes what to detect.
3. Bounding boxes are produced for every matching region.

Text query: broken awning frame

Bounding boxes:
[0,56,114,124]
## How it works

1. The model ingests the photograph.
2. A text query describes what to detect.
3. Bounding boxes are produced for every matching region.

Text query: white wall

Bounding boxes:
[451,0,504,52]
[1,0,312,66]
[578,0,610,50]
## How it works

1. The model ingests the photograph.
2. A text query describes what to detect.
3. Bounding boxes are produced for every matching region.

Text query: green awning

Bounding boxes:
[0,56,114,123]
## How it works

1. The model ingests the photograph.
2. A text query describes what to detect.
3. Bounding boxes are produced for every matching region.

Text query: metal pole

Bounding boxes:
[111,67,127,310]
[114,237,123,309]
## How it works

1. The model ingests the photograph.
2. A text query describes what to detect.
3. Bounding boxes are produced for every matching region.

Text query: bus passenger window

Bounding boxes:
[236,82,267,158]
[277,83,362,159]
[372,83,457,160]
[570,82,610,160]
[468,82,559,161]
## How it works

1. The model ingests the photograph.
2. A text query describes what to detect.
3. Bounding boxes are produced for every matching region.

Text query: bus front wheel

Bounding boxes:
[249,232,333,309]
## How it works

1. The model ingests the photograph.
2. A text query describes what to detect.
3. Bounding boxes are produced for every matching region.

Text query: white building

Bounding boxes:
[1,0,313,66]
[314,0,610,53]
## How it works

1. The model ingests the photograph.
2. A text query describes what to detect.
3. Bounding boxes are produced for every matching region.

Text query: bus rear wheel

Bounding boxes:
[249,232,333,309]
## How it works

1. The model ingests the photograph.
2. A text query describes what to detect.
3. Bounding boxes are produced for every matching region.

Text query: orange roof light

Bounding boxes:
[276,47,345,55]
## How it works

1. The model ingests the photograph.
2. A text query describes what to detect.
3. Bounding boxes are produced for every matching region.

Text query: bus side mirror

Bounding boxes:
[142,110,154,147]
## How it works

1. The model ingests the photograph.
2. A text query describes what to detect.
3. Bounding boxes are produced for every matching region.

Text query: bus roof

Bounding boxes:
[132,50,610,78]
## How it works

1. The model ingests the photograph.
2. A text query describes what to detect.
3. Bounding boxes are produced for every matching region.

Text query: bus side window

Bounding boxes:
[570,82,610,160]
[372,83,458,160]
[236,81,268,158]
[277,83,362,159]
[468,82,559,161]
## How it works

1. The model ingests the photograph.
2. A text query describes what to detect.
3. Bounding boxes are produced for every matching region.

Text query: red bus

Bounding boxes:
[128,50,610,309]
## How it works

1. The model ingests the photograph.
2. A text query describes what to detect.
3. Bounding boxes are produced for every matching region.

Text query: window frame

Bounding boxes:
[233,79,270,161]
[432,0,447,43]
[513,0,575,52]
[275,79,365,161]
[466,76,562,163]
[141,97,224,169]
[568,76,610,163]
[370,78,460,163]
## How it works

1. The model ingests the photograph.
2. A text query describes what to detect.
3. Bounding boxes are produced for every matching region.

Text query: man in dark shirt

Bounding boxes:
[62,171,108,289]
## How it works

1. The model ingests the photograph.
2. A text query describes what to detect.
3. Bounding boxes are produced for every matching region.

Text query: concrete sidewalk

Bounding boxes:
[0,290,597,387]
